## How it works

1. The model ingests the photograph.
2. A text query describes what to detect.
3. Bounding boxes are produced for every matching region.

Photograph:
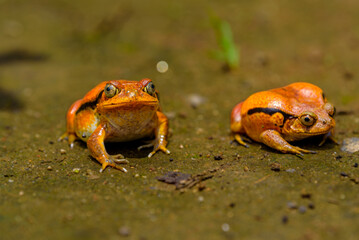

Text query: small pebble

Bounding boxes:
[221,223,230,232]
[285,168,296,173]
[179,144,184,149]
[60,149,66,155]
[354,163,358,168]
[287,202,298,209]
[19,191,24,196]
[298,206,307,214]
[243,166,249,172]
[169,158,174,162]
[118,226,130,237]
[301,192,312,199]
[187,94,207,109]
[282,215,289,224]
[229,202,236,208]
[340,172,348,177]
[341,137,359,153]
[72,168,80,173]
[8,179,14,183]
[308,203,315,209]
[270,162,281,172]
[198,196,204,202]
[47,166,53,171]
[214,155,223,161]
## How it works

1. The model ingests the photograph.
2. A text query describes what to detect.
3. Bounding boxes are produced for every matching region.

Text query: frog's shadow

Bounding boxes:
[77,139,151,159]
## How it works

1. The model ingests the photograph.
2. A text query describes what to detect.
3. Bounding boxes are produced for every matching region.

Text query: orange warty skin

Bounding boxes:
[231,82,336,156]
[60,79,170,172]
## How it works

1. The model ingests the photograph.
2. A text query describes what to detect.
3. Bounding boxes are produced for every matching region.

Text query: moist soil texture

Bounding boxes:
[0,0,359,239]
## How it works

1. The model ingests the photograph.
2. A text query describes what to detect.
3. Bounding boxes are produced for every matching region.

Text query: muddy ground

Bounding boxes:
[0,0,358,239]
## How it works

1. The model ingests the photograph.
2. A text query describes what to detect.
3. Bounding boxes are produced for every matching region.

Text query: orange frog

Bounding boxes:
[230,82,336,156]
[59,79,170,172]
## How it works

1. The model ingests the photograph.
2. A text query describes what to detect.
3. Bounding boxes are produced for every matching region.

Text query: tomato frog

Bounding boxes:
[59,79,170,172]
[230,82,336,156]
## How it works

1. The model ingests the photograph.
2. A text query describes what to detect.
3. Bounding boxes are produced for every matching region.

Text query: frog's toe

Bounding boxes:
[112,153,125,160]
[99,159,128,173]
[148,146,170,158]
[58,133,68,142]
[292,146,316,156]
[234,134,249,148]
[113,158,129,164]
[138,143,154,151]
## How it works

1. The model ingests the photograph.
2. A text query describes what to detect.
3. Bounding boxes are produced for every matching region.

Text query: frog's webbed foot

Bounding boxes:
[138,139,170,158]
[260,130,317,156]
[318,130,338,146]
[58,132,77,148]
[99,157,129,173]
[233,134,250,148]
[148,145,171,158]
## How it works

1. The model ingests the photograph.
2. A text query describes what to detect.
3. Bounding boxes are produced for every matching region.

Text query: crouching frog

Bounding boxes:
[230,82,336,156]
[59,79,170,172]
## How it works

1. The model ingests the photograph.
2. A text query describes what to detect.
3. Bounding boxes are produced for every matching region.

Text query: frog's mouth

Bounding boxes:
[101,100,159,109]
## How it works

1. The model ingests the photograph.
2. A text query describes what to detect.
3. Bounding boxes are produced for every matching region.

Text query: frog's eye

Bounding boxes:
[324,102,335,117]
[104,84,118,98]
[299,112,317,127]
[143,82,156,96]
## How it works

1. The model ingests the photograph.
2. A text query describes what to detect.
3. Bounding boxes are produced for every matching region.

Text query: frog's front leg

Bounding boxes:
[87,123,129,173]
[148,111,171,158]
[318,129,338,146]
[259,130,316,156]
[58,99,82,148]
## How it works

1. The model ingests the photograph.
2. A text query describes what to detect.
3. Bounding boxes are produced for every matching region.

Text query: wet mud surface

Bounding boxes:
[0,0,359,239]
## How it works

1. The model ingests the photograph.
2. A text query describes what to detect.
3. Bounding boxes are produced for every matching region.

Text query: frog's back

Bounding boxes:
[241,82,325,116]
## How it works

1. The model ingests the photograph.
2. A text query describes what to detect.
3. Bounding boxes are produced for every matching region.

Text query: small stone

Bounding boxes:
[8,179,14,183]
[229,202,236,208]
[169,158,174,162]
[179,144,184,149]
[19,191,24,196]
[287,202,298,209]
[270,162,281,172]
[340,172,348,177]
[47,166,53,171]
[214,155,223,161]
[308,203,315,209]
[353,163,358,168]
[221,223,230,232]
[341,137,359,153]
[60,149,66,155]
[243,166,249,172]
[187,94,207,109]
[298,206,307,214]
[198,196,204,202]
[300,192,312,199]
[72,168,80,173]
[282,215,289,224]
[118,226,130,237]
[285,168,296,173]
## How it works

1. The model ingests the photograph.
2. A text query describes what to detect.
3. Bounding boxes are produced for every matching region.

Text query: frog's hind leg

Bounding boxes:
[58,99,82,148]
[230,102,249,147]
[259,130,316,157]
